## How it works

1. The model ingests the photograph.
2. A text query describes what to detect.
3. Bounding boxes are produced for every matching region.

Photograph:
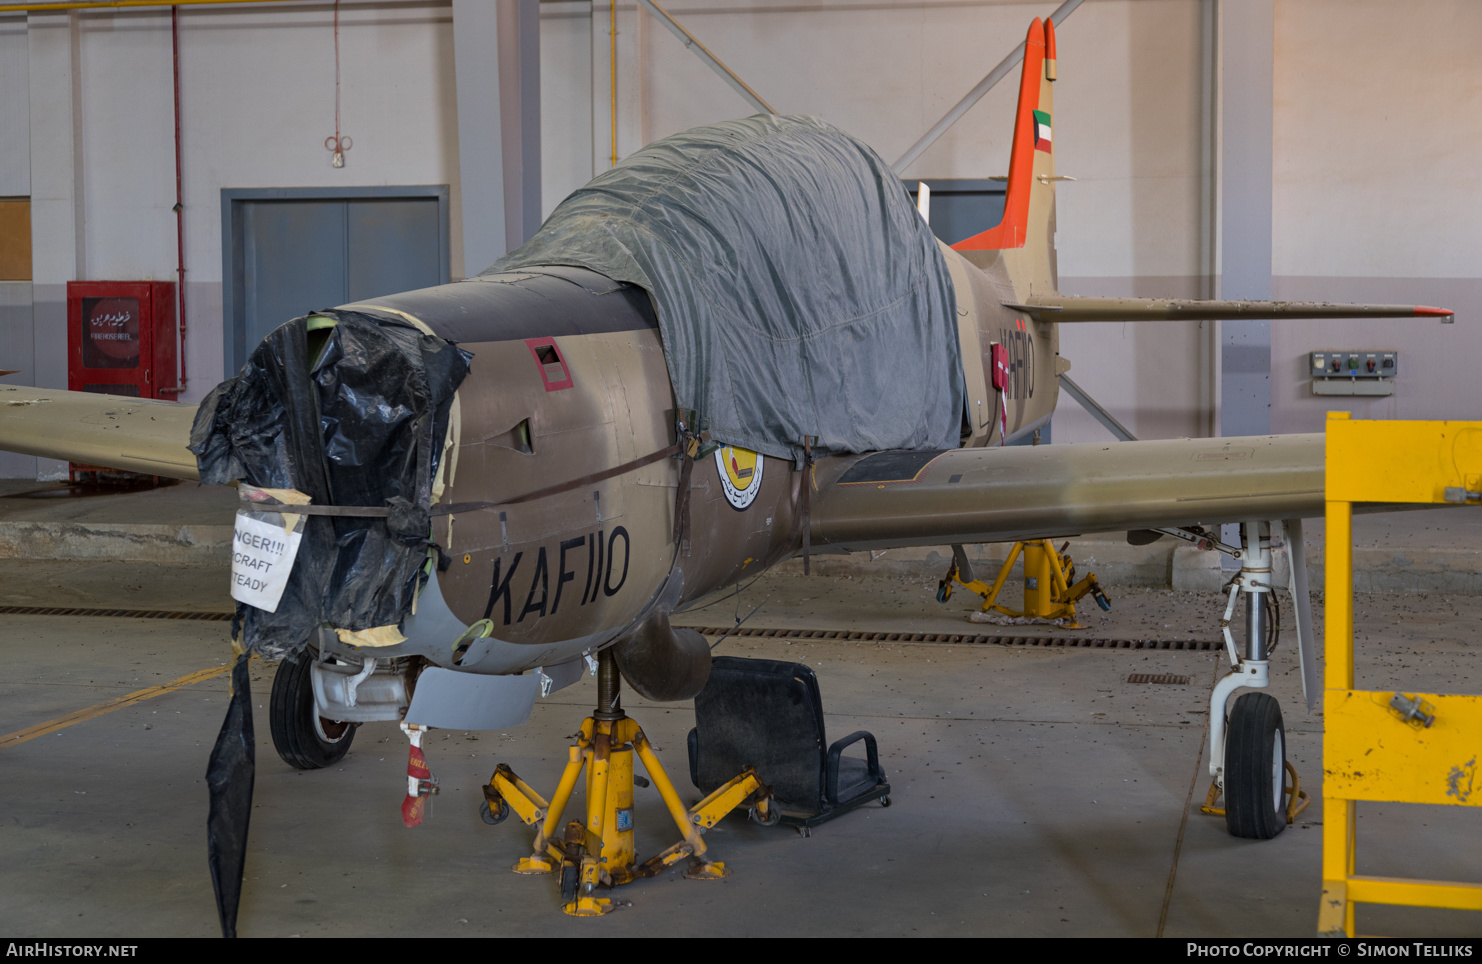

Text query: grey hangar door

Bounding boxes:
[222,187,450,375]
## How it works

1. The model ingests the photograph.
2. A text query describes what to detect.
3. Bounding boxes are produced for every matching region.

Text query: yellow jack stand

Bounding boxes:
[937,539,1110,629]
[483,649,774,917]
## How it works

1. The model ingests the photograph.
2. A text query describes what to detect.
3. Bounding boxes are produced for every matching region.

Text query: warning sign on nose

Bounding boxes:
[231,511,304,613]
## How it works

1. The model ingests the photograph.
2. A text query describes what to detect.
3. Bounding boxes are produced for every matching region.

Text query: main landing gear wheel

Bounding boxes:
[1224,692,1287,840]
[270,653,357,770]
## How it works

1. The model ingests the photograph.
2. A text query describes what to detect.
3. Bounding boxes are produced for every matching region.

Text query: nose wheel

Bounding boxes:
[269,652,357,769]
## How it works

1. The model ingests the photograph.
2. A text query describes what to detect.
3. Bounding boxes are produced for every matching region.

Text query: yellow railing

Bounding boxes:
[1319,413,1482,936]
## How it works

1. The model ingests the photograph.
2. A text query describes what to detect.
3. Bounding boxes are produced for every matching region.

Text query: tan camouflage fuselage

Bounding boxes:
[344,15,1329,675]
[338,217,1064,675]
[336,17,1068,672]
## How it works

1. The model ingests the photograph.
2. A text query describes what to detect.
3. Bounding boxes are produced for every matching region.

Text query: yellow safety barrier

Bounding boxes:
[1319,414,1482,936]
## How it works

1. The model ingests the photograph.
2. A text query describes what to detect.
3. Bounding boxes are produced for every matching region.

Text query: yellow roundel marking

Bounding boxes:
[463,553,472,565]
[714,445,764,510]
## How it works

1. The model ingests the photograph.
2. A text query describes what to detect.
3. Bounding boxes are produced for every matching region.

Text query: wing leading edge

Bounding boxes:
[0,386,199,480]
[810,434,1323,552]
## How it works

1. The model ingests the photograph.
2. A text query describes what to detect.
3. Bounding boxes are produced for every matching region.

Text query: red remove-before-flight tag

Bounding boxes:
[407,744,431,780]
[402,793,425,828]
[401,744,432,828]
[990,343,1009,391]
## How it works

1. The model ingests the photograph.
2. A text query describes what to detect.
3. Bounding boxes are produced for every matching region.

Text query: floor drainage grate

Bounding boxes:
[688,626,1219,651]
[0,607,1221,650]
[0,606,232,621]
[1126,673,1191,685]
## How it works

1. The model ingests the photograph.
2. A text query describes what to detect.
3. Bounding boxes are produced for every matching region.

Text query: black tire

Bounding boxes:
[748,803,781,827]
[270,653,357,769]
[480,798,510,825]
[1224,692,1287,839]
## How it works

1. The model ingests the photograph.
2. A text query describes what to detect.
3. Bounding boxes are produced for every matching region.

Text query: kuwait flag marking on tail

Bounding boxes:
[1033,110,1052,152]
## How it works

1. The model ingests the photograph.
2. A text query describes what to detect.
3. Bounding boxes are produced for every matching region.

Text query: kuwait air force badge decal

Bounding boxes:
[715,445,763,510]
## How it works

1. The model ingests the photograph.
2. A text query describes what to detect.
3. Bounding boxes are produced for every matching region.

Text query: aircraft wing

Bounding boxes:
[1006,296,1453,323]
[0,385,200,480]
[810,434,1322,551]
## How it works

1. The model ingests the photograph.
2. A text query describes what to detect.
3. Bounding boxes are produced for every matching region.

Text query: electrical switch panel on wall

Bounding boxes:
[1309,351,1397,396]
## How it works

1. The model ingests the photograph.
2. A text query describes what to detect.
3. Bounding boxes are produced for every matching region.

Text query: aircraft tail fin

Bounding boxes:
[951,17,1059,295]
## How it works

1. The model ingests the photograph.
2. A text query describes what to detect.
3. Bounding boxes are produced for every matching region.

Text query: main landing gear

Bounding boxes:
[482,648,774,916]
[1192,520,1312,838]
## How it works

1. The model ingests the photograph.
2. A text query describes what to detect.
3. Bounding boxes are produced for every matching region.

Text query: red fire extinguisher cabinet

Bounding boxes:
[67,281,179,400]
[66,281,179,480]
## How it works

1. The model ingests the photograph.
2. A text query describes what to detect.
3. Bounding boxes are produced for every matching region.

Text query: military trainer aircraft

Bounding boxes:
[0,16,1452,934]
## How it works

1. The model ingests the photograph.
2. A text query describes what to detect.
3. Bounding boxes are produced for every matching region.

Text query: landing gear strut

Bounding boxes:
[1198,520,1310,837]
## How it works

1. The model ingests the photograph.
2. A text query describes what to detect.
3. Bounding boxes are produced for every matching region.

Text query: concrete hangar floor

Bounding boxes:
[0,481,1478,938]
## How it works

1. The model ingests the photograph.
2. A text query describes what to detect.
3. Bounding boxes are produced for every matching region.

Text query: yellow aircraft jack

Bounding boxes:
[937,540,1111,629]
[482,649,775,917]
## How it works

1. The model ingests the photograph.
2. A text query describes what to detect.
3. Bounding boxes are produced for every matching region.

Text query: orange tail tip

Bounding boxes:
[1044,16,1057,80]
[951,18,1048,252]
[1414,306,1455,317]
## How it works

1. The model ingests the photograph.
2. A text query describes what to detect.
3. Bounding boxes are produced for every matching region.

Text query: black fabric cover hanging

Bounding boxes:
[189,309,471,658]
[205,653,254,939]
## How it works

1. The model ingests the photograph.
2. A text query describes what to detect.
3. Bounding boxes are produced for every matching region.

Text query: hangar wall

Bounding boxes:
[0,0,1475,477]
[1269,0,1482,432]
[1,3,460,476]
[584,0,1216,445]
[583,0,1480,442]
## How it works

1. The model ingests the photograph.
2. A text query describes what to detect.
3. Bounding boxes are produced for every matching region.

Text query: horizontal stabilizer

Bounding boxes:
[1006,296,1453,323]
[0,386,200,480]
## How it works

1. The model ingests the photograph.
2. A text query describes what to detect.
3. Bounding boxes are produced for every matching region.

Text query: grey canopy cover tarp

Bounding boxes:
[489,114,964,461]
